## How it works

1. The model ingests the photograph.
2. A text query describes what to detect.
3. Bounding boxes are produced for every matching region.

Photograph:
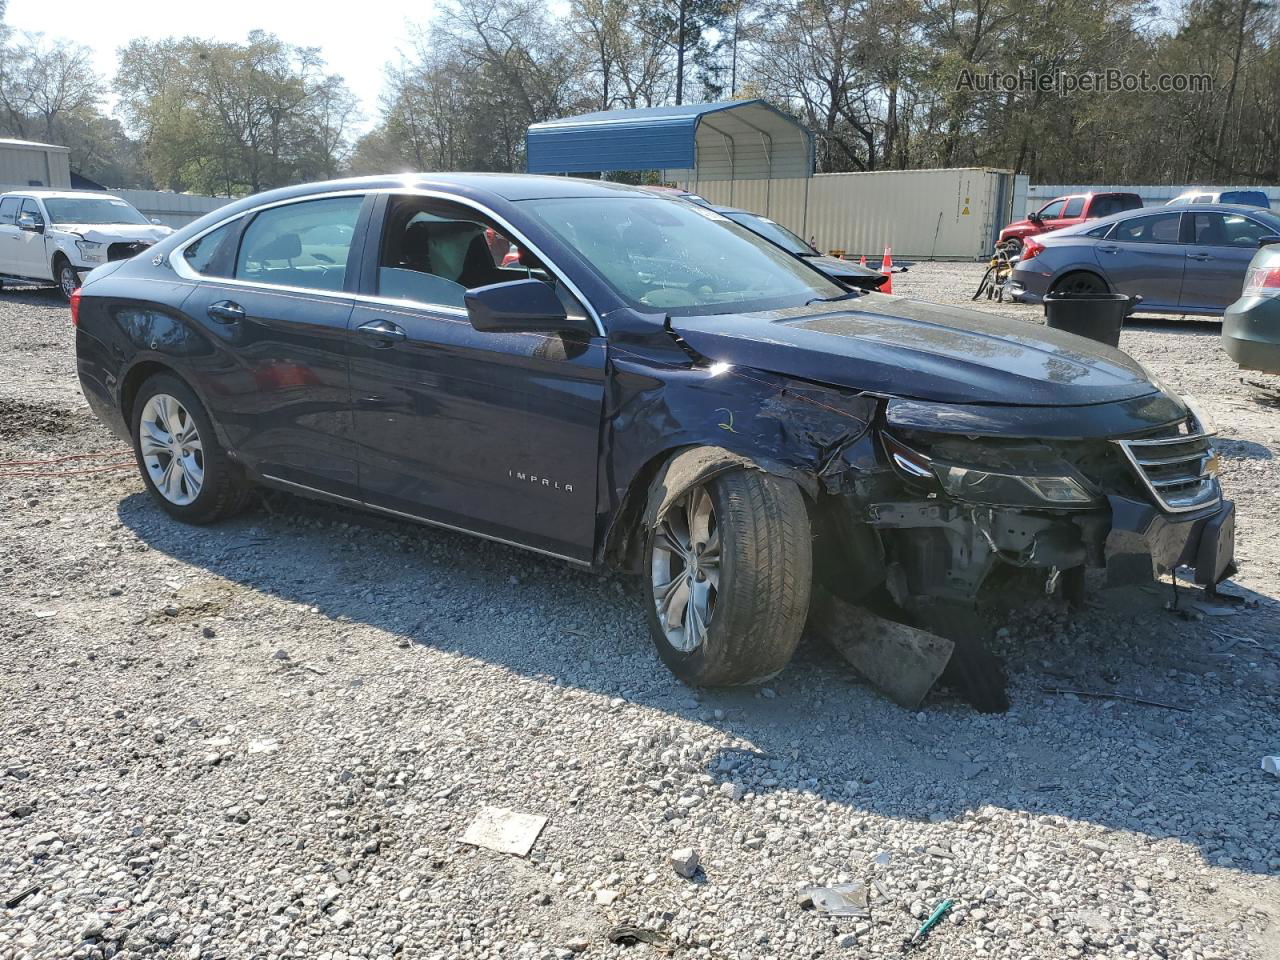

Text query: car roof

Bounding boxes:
[1043,202,1280,238]
[0,189,126,201]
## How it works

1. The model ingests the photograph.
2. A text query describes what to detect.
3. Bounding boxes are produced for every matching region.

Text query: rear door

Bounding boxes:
[1096,211,1185,307]
[1180,211,1276,310]
[346,193,606,563]
[179,193,369,499]
[0,197,20,273]
[1047,195,1086,229]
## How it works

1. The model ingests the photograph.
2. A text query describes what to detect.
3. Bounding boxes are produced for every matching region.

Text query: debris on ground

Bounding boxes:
[460,806,548,857]
[607,925,670,948]
[1263,756,1280,776]
[905,898,953,948]
[799,881,870,917]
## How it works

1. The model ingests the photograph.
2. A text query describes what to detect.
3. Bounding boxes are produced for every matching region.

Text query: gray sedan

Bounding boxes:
[1008,204,1280,316]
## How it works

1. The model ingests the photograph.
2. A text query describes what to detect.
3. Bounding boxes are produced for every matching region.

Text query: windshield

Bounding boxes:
[44,197,150,226]
[723,211,814,256]
[521,196,844,316]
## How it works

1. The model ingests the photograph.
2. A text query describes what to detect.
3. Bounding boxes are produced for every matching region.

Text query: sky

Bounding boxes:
[5,0,431,133]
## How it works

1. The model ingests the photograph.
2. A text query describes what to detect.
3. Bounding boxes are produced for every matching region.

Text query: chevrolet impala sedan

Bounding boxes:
[74,174,1235,689]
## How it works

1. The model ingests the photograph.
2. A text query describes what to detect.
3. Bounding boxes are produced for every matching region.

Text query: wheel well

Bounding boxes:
[600,444,818,573]
[1051,269,1109,293]
[120,361,176,427]
[51,250,70,273]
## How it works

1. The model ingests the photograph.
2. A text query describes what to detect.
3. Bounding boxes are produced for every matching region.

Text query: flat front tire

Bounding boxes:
[132,374,249,524]
[643,467,812,686]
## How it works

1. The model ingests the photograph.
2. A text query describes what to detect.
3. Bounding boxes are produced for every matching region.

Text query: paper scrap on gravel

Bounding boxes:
[461,807,548,857]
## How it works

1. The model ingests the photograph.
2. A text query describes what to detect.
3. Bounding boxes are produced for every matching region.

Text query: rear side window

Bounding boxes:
[1114,213,1182,244]
[1090,196,1140,218]
[183,220,240,277]
[0,197,18,225]
[1063,197,1085,217]
[1085,223,1114,239]
[235,196,363,292]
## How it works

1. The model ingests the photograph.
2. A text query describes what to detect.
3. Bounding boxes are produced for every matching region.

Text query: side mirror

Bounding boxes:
[17,214,42,233]
[1027,211,1043,223]
[465,278,585,334]
[1257,235,1280,247]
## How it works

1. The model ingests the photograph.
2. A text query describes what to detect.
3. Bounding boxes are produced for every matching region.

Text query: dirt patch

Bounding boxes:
[0,398,80,440]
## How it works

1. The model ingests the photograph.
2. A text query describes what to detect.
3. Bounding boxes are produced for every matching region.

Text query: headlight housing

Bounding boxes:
[883,434,1099,509]
[74,239,105,262]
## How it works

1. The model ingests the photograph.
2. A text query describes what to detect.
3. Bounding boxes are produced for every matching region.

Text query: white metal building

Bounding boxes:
[0,138,72,190]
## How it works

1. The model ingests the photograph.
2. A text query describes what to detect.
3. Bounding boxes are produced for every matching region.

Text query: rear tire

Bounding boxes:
[643,467,812,686]
[1051,270,1107,295]
[132,374,250,524]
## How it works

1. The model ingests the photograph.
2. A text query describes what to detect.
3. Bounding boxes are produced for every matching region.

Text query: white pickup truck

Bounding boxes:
[0,190,174,299]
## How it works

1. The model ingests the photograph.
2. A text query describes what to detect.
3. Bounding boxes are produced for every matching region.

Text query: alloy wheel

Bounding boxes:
[139,394,204,506]
[59,264,79,299]
[650,484,721,653]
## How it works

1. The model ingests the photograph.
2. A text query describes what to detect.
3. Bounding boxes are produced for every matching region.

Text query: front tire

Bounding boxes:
[132,374,250,524]
[54,257,79,301]
[643,468,812,686]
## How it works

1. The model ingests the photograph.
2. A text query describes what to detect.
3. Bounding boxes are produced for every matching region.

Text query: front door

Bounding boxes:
[347,195,605,563]
[1097,211,1185,308]
[179,193,369,499]
[1180,211,1274,310]
[17,198,50,278]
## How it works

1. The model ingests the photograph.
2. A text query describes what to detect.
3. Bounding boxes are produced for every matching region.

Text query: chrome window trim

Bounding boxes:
[261,473,590,567]
[168,186,606,336]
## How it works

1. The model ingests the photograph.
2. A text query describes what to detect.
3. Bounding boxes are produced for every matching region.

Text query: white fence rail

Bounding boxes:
[111,189,230,228]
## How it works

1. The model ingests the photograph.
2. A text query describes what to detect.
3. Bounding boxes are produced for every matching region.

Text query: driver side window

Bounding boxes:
[1038,199,1067,219]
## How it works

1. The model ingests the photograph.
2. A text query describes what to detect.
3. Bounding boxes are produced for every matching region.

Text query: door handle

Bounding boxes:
[207,300,245,323]
[1096,245,1120,254]
[1187,252,1213,261]
[356,319,407,345]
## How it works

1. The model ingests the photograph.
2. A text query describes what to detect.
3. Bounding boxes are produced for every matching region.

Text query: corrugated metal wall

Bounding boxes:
[1024,183,1280,214]
[0,143,71,189]
[110,189,229,227]
[689,168,1011,260]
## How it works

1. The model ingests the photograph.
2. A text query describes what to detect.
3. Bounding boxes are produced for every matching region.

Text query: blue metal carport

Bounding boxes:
[526,100,814,182]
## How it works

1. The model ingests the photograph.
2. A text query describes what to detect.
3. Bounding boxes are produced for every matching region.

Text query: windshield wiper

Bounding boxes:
[805,291,863,306]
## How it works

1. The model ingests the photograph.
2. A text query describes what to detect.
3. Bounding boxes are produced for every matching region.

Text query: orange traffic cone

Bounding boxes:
[858,253,867,266]
[880,246,893,294]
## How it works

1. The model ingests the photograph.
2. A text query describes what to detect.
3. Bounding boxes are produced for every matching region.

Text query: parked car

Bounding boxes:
[999,192,1143,253]
[714,207,888,290]
[1007,203,1280,315]
[641,187,889,290]
[1167,188,1271,209]
[1222,240,1280,372]
[0,190,173,299]
[74,174,1234,690]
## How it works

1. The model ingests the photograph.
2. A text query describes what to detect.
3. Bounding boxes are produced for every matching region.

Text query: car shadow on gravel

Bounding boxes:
[116,488,1280,878]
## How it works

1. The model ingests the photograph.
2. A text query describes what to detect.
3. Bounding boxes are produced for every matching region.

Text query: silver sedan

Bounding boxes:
[1008,203,1280,317]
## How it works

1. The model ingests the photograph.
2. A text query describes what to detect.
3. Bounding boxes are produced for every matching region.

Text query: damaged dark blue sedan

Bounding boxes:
[74,174,1235,691]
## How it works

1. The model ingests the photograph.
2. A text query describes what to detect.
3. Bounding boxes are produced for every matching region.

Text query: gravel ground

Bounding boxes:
[1,268,1277,960]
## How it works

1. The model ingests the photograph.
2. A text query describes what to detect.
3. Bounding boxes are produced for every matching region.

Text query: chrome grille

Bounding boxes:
[1115,421,1219,513]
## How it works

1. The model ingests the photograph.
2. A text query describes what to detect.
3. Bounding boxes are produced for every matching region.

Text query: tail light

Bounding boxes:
[1022,236,1046,260]
[69,288,82,327]
[1243,265,1280,297]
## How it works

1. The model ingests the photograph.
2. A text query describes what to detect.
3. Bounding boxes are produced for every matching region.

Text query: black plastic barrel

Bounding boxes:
[1042,292,1140,348]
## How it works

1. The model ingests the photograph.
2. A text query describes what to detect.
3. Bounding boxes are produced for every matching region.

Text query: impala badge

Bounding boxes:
[509,469,573,493]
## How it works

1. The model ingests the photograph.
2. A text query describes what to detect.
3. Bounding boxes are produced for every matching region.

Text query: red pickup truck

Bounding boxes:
[999,191,1143,252]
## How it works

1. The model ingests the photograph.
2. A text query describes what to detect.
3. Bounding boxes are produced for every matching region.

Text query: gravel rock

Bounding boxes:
[669,846,700,878]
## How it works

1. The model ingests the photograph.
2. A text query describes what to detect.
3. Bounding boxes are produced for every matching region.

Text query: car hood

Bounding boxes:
[1000,218,1040,236]
[669,292,1158,406]
[52,223,172,243]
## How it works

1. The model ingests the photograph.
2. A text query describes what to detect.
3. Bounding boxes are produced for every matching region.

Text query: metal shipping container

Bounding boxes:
[687,167,1023,260]
[0,138,71,190]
